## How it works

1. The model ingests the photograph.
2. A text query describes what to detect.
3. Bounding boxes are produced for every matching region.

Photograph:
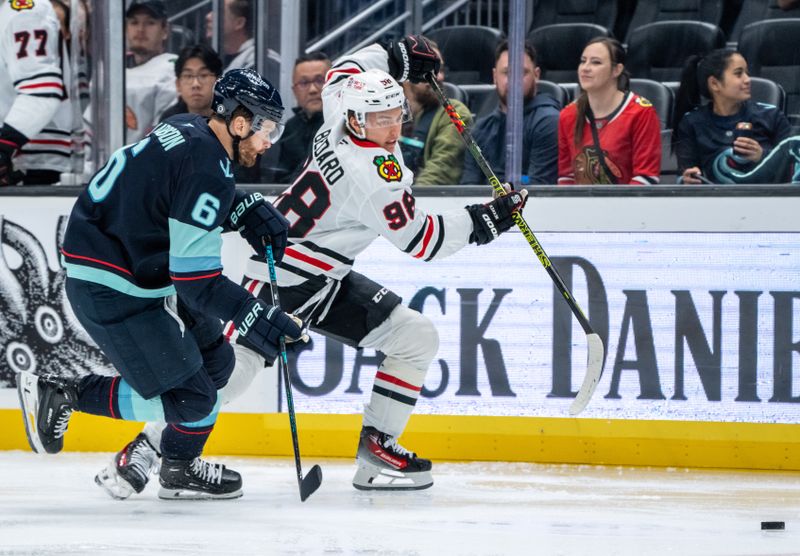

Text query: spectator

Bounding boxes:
[461,40,560,185]
[0,0,71,185]
[206,0,254,72]
[160,44,223,120]
[262,51,331,183]
[123,0,177,142]
[401,40,472,185]
[672,49,796,185]
[558,37,661,185]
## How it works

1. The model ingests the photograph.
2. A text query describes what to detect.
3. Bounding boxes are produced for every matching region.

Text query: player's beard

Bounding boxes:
[238,139,259,167]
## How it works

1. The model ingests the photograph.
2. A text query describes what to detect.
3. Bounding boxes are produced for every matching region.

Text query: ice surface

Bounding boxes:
[1,451,798,556]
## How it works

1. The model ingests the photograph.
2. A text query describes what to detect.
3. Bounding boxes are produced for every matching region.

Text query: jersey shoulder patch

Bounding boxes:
[635,96,653,108]
[10,0,35,11]
[373,154,403,182]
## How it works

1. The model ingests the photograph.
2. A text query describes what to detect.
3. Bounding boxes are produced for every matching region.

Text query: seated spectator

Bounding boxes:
[461,40,560,186]
[672,49,796,184]
[206,0,254,72]
[123,0,177,142]
[261,52,331,183]
[558,37,661,185]
[160,44,223,121]
[401,40,472,185]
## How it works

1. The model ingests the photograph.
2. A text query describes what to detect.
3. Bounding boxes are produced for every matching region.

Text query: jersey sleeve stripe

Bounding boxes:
[403,221,427,253]
[170,271,223,281]
[632,175,659,184]
[13,72,63,86]
[413,215,435,259]
[424,215,446,262]
[168,218,223,272]
[18,81,65,91]
[297,240,354,265]
[285,247,334,271]
[61,248,133,275]
[169,255,223,273]
[375,371,422,393]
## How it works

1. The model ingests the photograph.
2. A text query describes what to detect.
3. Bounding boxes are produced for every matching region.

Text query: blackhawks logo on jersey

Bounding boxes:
[11,0,35,11]
[373,154,403,182]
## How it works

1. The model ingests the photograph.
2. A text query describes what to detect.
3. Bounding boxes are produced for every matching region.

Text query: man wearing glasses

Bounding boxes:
[262,52,331,183]
[160,44,223,121]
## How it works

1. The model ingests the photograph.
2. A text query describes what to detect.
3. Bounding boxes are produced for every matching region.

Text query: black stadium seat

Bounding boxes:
[728,0,800,46]
[630,78,674,129]
[749,76,787,113]
[460,84,497,119]
[528,23,613,84]
[738,19,800,125]
[625,0,724,43]
[536,80,570,109]
[427,25,505,85]
[626,21,726,82]
[442,82,468,105]
[529,0,617,34]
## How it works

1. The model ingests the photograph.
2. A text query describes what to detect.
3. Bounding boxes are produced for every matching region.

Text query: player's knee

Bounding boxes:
[412,314,439,365]
[391,307,439,369]
[169,388,218,423]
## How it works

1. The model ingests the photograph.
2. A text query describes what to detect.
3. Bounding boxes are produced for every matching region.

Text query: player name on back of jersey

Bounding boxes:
[313,129,344,184]
[153,123,186,152]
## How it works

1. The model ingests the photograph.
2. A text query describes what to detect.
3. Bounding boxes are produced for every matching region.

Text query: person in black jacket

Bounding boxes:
[261,52,331,183]
[460,40,560,185]
[160,44,223,121]
[672,49,797,184]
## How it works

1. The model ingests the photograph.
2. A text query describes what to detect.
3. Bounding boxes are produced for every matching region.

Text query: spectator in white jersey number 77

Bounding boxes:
[236,35,528,491]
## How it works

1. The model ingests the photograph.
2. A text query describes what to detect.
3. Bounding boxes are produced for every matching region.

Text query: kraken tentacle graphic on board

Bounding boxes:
[0,215,111,387]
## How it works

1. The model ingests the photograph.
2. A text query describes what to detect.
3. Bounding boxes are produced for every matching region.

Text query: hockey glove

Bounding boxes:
[232,298,305,363]
[385,35,441,83]
[466,188,528,245]
[228,191,289,262]
[0,123,27,186]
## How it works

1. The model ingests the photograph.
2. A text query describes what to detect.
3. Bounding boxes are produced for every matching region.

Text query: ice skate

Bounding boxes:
[95,433,160,500]
[352,426,433,491]
[16,371,78,454]
[158,457,242,500]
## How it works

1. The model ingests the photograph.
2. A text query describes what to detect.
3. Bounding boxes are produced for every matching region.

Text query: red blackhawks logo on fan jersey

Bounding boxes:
[11,0,35,11]
[373,154,403,182]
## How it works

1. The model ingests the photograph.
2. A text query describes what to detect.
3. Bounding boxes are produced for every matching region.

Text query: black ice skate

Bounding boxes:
[353,426,433,491]
[158,457,242,500]
[95,433,160,500]
[16,371,78,454]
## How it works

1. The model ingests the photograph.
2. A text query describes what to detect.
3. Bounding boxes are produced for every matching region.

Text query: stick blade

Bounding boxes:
[299,464,323,502]
[569,333,605,416]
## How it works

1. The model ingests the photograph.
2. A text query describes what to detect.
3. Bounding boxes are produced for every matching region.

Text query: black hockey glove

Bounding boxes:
[232,298,305,363]
[0,124,27,186]
[384,35,441,83]
[466,188,528,245]
[228,191,289,262]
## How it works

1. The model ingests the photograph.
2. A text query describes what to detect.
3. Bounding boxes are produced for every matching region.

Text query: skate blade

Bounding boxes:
[352,462,433,491]
[157,487,243,501]
[94,465,137,501]
[16,372,44,454]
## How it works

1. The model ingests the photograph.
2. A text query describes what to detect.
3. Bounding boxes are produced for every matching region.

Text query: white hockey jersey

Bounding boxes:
[0,0,78,174]
[123,52,178,142]
[247,44,474,287]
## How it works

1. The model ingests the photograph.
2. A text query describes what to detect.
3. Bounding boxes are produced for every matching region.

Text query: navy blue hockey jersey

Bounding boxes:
[675,100,792,178]
[62,114,249,322]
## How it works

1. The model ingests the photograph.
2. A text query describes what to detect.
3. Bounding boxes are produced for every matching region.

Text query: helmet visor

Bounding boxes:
[362,102,412,129]
[251,114,284,143]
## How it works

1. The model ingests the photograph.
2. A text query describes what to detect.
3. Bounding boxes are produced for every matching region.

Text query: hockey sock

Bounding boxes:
[160,396,222,459]
[77,375,163,420]
[362,357,426,437]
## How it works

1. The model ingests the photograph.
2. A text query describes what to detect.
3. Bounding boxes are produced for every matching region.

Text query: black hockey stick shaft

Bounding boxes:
[426,75,594,335]
[264,238,322,501]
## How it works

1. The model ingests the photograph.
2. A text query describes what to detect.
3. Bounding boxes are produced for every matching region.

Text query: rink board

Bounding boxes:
[2,191,800,470]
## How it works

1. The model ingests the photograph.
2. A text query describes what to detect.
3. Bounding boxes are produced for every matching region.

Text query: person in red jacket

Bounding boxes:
[558,37,661,185]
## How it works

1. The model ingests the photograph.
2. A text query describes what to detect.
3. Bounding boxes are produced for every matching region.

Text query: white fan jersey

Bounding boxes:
[250,44,475,287]
[0,0,78,174]
[124,52,178,142]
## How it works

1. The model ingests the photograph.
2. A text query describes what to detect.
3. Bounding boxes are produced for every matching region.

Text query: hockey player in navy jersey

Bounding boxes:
[16,68,304,500]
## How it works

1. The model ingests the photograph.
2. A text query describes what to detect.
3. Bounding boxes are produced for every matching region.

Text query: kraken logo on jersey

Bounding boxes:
[11,0,35,11]
[373,154,403,182]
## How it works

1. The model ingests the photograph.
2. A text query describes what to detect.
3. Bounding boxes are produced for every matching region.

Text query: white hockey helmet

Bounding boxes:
[340,69,410,139]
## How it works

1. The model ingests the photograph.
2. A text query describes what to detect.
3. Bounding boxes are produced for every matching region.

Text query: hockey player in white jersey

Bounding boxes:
[0,0,74,185]
[245,35,527,490]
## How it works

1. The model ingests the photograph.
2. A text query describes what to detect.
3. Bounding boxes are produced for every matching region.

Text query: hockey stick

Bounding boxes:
[425,74,604,415]
[264,238,323,501]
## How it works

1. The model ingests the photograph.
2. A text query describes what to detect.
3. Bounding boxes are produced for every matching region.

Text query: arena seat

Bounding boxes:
[728,0,800,46]
[626,21,726,82]
[660,129,679,184]
[630,79,674,129]
[738,19,800,125]
[442,82,468,105]
[529,0,617,34]
[460,83,497,119]
[624,0,724,43]
[749,76,787,113]
[426,25,505,85]
[528,23,613,84]
[536,80,570,109]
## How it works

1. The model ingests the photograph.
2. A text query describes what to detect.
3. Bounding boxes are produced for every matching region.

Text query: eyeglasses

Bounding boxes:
[293,75,326,90]
[178,72,217,84]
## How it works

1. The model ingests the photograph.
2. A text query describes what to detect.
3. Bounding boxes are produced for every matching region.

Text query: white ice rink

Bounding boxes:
[1,452,799,556]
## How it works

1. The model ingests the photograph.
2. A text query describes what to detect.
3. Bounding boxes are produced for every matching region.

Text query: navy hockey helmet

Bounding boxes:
[212,68,285,142]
